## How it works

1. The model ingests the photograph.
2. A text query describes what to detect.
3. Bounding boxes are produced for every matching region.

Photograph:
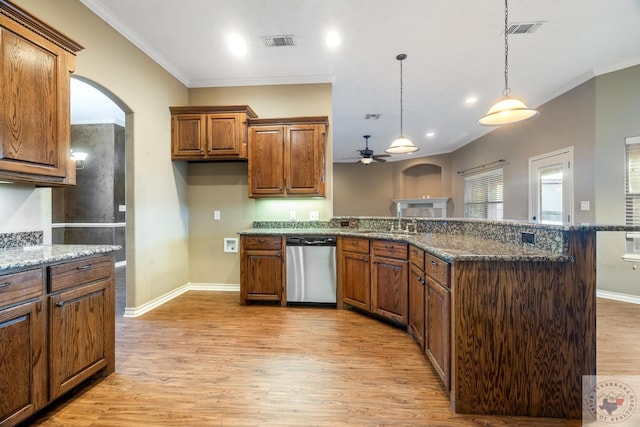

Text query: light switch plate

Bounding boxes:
[580,201,590,211]
[289,210,296,220]
[214,210,221,220]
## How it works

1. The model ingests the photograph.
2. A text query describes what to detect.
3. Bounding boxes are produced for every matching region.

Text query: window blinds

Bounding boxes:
[464,168,504,220]
[626,137,640,226]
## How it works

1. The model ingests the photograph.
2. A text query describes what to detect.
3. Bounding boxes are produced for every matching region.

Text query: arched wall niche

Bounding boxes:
[398,162,442,199]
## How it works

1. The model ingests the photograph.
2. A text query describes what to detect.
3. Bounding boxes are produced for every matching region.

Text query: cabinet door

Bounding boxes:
[241,250,283,304]
[425,276,451,390]
[206,113,246,158]
[0,28,71,182]
[341,251,370,311]
[0,300,46,426]
[408,263,425,348]
[284,124,325,196]
[171,114,205,159]
[371,256,408,324]
[49,279,112,400]
[248,126,285,196]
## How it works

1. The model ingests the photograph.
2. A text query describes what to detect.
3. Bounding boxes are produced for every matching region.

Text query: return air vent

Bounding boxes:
[506,21,544,35]
[263,35,296,47]
[364,114,381,120]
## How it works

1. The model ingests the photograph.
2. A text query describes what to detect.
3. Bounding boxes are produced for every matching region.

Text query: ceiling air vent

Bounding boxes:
[506,21,544,35]
[263,35,296,47]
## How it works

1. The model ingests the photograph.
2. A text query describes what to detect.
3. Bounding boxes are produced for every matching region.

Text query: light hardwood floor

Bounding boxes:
[25,293,639,426]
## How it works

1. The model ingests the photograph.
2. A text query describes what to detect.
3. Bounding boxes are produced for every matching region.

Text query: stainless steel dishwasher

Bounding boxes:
[285,236,337,305]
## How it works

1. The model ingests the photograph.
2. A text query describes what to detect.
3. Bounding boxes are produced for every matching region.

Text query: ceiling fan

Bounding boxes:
[356,135,390,165]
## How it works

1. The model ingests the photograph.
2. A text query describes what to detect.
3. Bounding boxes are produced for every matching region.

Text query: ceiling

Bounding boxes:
[78,0,640,163]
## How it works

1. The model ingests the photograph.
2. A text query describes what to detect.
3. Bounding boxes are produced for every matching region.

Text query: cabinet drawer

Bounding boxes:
[0,268,43,307]
[372,240,408,260]
[425,253,450,286]
[342,237,370,254]
[409,245,425,270]
[242,236,282,250]
[48,256,113,293]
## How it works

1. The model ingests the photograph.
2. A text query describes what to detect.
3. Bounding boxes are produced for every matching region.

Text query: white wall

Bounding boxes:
[0,185,52,243]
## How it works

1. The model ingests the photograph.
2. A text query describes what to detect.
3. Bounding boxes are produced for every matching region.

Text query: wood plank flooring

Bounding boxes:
[25,293,639,426]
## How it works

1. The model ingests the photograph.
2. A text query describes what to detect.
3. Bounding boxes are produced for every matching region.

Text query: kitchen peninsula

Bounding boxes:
[239,217,639,419]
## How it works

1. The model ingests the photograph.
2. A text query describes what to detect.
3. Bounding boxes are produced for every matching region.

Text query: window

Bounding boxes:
[626,136,640,253]
[464,168,503,220]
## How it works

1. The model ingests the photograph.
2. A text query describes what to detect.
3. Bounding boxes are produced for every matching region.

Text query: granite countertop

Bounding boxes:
[237,228,570,262]
[0,244,121,272]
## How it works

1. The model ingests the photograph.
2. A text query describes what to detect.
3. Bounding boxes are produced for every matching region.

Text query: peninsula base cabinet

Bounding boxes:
[0,255,115,427]
[338,237,370,311]
[371,241,408,324]
[407,245,426,348]
[240,236,285,306]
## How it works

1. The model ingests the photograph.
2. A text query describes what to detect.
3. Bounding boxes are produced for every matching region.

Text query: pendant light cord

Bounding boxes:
[503,0,511,97]
[397,53,406,136]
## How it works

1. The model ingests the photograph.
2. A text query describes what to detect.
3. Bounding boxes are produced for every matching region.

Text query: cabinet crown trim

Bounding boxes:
[169,105,258,117]
[0,0,84,53]
[248,116,329,126]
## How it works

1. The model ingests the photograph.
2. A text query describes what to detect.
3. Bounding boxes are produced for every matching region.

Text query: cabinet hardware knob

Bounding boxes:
[56,301,65,307]
[77,264,92,270]
[431,261,437,266]
[0,281,11,289]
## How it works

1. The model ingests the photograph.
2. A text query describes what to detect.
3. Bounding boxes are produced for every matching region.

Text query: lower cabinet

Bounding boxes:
[0,255,115,427]
[371,240,408,324]
[0,299,46,427]
[408,245,426,348]
[339,237,370,311]
[424,254,451,390]
[240,236,285,305]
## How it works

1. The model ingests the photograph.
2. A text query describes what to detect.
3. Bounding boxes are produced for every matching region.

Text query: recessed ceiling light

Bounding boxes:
[325,31,341,48]
[465,96,478,105]
[426,132,435,138]
[228,34,247,56]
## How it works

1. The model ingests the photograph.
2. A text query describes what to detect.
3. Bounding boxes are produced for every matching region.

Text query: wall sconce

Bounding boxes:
[70,150,88,169]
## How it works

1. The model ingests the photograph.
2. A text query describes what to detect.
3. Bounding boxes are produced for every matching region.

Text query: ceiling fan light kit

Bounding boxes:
[385,54,419,155]
[358,134,390,164]
[479,0,539,126]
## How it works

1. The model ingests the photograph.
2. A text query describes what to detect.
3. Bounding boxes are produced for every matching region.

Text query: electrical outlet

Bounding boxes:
[214,210,221,220]
[309,211,319,221]
[289,210,296,220]
[521,232,535,245]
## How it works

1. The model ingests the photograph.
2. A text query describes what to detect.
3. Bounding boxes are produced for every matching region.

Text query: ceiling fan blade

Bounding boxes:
[373,157,387,162]
[374,154,391,158]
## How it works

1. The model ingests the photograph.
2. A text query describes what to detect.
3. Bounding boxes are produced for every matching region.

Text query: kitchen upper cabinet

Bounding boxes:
[371,240,408,324]
[248,117,328,198]
[338,236,371,311]
[0,1,83,186]
[408,245,426,348]
[424,253,451,390]
[240,236,285,306]
[170,106,257,161]
[0,269,46,427]
[48,255,115,400]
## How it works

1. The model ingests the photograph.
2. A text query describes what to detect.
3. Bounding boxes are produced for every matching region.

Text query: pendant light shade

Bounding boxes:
[479,0,539,126]
[386,54,419,154]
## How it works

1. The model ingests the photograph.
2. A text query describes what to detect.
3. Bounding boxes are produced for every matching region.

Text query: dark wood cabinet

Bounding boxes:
[339,237,371,311]
[371,240,408,324]
[0,269,45,427]
[47,255,115,400]
[170,106,257,161]
[240,236,285,305]
[248,117,327,198]
[424,253,450,390]
[0,0,83,186]
[408,245,426,348]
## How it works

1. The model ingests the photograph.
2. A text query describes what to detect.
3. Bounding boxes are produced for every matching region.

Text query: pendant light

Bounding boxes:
[478,0,539,126]
[385,54,419,154]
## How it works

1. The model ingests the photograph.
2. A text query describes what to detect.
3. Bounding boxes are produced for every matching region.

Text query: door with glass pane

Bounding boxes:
[529,148,573,224]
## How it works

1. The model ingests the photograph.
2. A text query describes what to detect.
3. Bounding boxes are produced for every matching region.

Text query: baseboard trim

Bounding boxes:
[597,290,640,305]
[115,260,126,268]
[122,283,240,318]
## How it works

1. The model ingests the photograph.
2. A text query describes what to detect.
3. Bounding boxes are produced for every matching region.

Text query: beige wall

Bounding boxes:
[594,65,640,294]
[187,84,332,284]
[14,0,190,308]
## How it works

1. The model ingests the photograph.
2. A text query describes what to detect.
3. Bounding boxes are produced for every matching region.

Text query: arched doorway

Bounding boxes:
[52,76,131,316]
